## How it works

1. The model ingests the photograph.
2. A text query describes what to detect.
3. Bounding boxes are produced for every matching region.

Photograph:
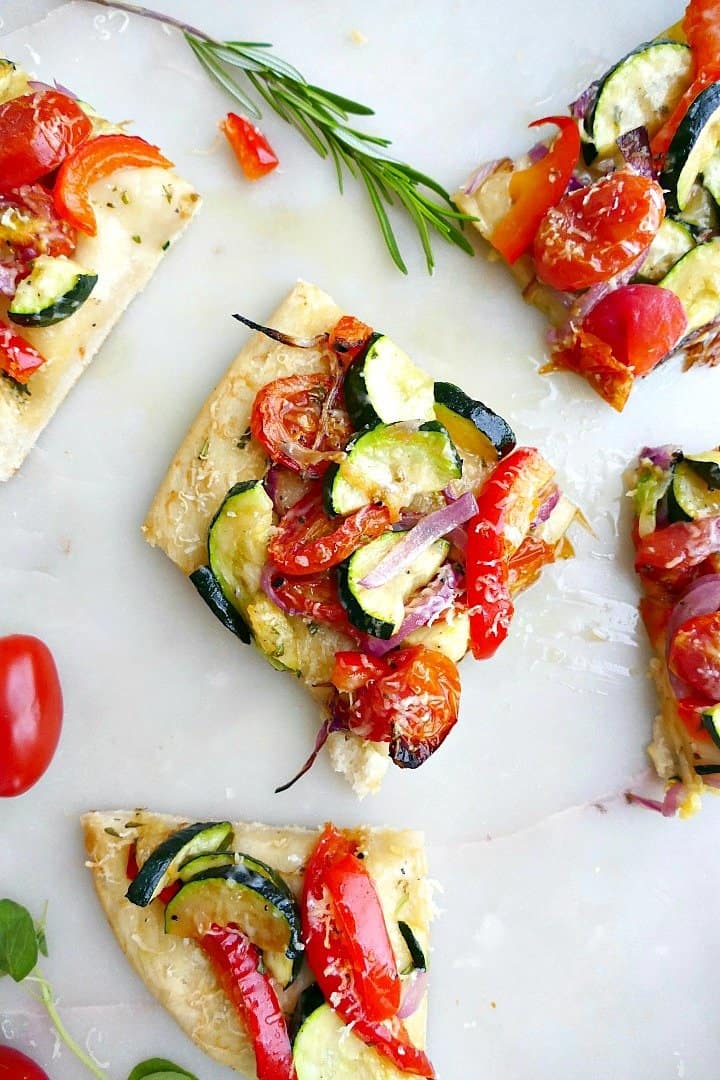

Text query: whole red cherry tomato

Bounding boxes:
[0,635,63,797]
[0,1044,50,1079]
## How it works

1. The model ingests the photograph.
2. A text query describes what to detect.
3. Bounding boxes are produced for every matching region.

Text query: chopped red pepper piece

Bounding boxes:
[652,0,720,162]
[222,113,279,181]
[489,116,580,263]
[302,824,434,1076]
[0,324,46,385]
[328,315,374,368]
[54,134,173,235]
[201,924,295,1080]
[466,447,546,659]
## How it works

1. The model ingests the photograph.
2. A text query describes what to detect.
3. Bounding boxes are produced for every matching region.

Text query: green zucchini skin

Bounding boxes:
[324,420,462,517]
[659,237,720,333]
[125,821,234,907]
[8,256,98,327]
[189,565,251,644]
[164,861,303,983]
[290,984,325,1044]
[662,80,720,215]
[702,706,720,749]
[585,39,692,162]
[398,920,427,971]
[433,381,515,456]
[343,334,435,430]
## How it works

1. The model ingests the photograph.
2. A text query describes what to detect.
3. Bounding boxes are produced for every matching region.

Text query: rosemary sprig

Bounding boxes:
[86,0,475,273]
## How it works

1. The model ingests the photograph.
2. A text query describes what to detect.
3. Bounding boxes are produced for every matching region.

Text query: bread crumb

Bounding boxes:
[349,28,368,44]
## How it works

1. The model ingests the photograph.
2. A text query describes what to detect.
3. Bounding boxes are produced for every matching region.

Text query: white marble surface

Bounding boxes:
[1,2,719,1078]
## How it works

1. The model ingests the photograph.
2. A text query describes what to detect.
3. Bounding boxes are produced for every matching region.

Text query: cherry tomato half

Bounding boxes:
[267,485,392,576]
[0,90,91,191]
[221,113,279,181]
[533,172,665,291]
[669,611,720,701]
[635,517,720,591]
[251,373,354,478]
[0,324,47,385]
[582,284,687,377]
[331,645,460,768]
[0,635,63,797]
[0,1044,50,1079]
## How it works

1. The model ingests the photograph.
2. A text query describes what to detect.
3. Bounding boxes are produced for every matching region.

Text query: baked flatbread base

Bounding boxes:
[82,809,431,1077]
[0,66,200,480]
[143,281,396,796]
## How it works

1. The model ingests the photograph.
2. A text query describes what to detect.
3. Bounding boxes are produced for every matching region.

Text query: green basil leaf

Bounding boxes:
[0,899,38,982]
[127,1059,198,1080]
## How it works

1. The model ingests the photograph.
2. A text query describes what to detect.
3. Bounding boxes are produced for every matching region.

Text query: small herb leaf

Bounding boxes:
[0,899,38,981]
[128,1060,198,1080]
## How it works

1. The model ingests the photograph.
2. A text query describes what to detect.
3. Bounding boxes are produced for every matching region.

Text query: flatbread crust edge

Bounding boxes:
[142,281,392,797]
[0,166,200,481]
[81,809,431,1077]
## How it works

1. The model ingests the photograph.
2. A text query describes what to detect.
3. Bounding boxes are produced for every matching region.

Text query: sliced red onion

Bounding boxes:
[570,80,600,121]
[527,141,549,164]
[666,575,720,700]
[639,445,680,471]
[359,492,478,589]
[448,526,468,555]
[530,486,560,529]
[0,264,18,297]
[232,313,327,350]
[28,79,79,99]
[464,159,503,196]
[363,565,460,658]
[397,970,429,1020]
[274,712,346,793]
[260,563,305,617]
[616,126,653,178]
[566,175,585,193]
[625,785,684,817]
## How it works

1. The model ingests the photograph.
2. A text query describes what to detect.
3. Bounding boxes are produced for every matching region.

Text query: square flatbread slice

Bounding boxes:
[82,809,431,1077]
[0,61,200,480]
[143,281,394,797]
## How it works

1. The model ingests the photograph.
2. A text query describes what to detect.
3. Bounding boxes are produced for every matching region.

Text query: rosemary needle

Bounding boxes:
[86,0,475,273]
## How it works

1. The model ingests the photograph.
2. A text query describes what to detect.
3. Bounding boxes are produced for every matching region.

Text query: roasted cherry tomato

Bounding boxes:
[669,611,720,700]
[0,90,91,191]
[327,315,374,368]
[652,0,720,161]
[201,925,295,1080]
[548,328,635,411]
[221,113,279,181]
[0,1045,49,1079]
[466,447,549,659]
[582,285,687,377]
[0,325,47,385]
[302,825,434,1077]
[266,569,361,638]
[251,373,354,478]
[507,534,556,594]
[0,183,77,296]
[54,133,173,235]
[331,645,460,768]
[533,172,665,291]
[676,697,715,743]
[490,116,580,263]
[0,635,62,797]
[267,485,393,576]
[635,516,720,589]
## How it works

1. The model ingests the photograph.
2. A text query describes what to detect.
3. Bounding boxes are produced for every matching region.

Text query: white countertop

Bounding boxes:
[1,2,719,1077]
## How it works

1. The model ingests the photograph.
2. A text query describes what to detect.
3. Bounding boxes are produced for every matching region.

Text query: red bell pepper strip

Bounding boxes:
[651,0,720,162]
[222,113,279,180]
[201,924,296,1080]
[0,324,46,385]
[54,134,173,235]
[466,447,542,659]
[489,116,580,263]
[302,824,434,1076]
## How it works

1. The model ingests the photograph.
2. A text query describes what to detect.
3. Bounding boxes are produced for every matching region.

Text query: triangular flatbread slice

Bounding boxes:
[82,809,431,1076]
